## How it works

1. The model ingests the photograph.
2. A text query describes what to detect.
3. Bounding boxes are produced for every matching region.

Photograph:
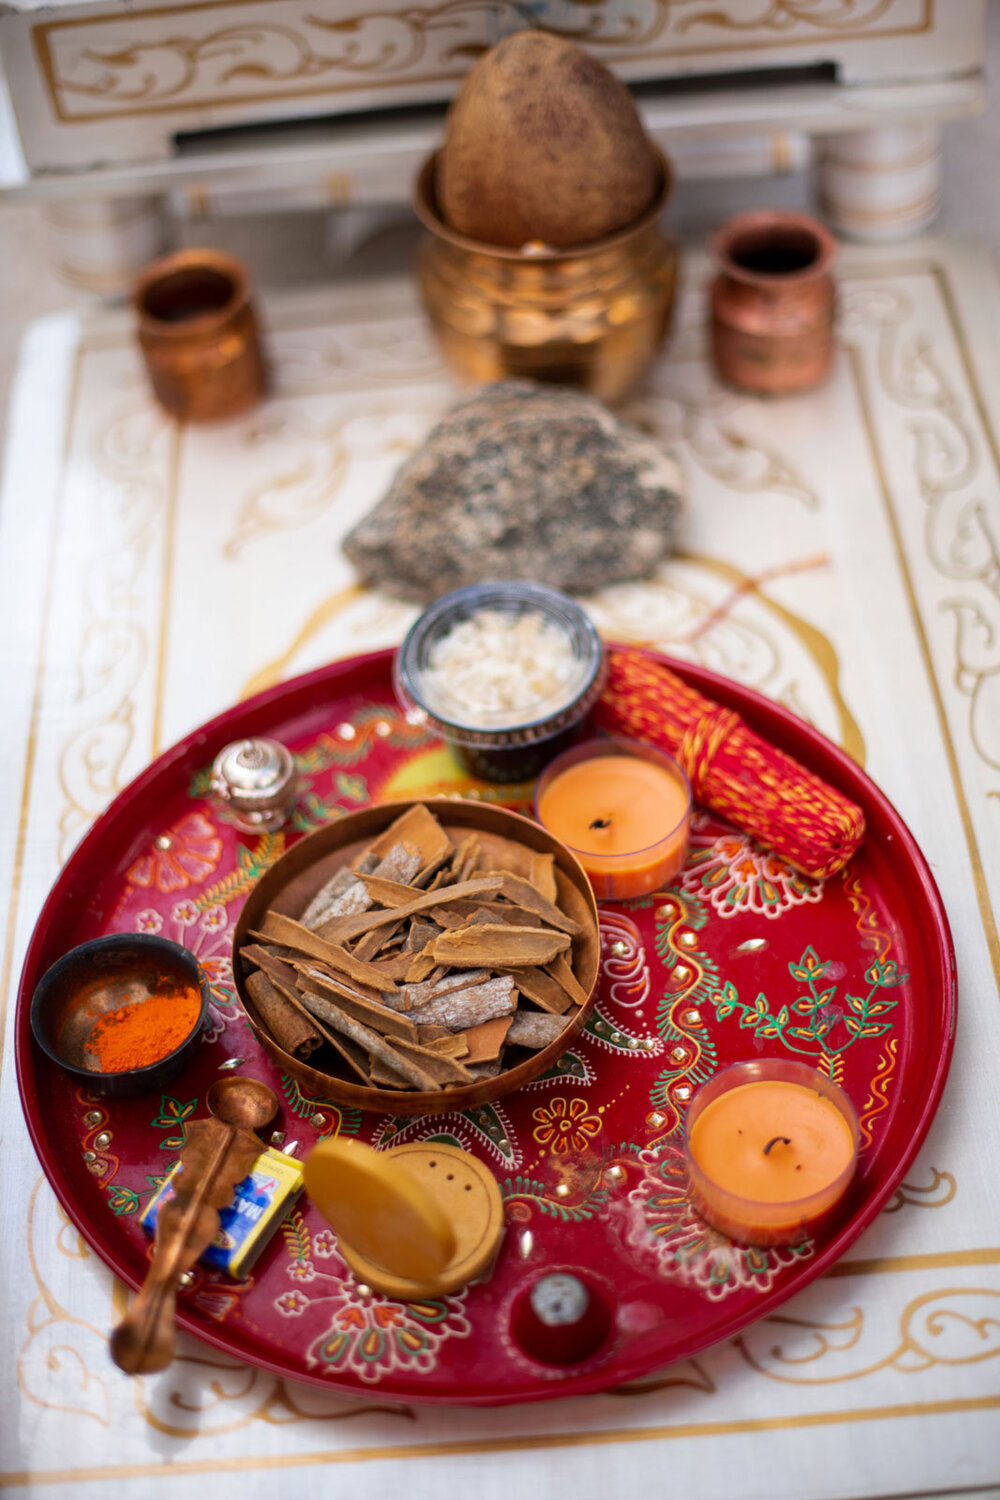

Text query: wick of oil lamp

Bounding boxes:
[763,1135,792,1156]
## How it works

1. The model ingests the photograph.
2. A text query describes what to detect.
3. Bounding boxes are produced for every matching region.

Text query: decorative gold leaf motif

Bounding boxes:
[737,1288,1000,1384]
[38,1,928,123]
[884,1167,957,1214]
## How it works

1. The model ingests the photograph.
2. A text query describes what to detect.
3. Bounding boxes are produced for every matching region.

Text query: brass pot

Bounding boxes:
[133,248,266,421]
[414,151,676,403]
[710,211,837,396]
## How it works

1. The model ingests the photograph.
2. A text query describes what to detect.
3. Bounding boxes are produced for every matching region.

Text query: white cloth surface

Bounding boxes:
[1,239,998,1498]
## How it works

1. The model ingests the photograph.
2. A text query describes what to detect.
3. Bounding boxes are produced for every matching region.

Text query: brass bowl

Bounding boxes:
[232,798,601,1117]
[414,151,676,403]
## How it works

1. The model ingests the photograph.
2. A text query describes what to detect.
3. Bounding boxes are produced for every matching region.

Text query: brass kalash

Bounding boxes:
[414,149,677,404]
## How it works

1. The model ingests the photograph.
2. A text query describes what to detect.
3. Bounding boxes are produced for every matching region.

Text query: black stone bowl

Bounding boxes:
[30,933,210,1098]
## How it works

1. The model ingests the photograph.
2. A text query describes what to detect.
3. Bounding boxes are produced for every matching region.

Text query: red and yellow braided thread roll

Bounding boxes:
[592,648,865,881]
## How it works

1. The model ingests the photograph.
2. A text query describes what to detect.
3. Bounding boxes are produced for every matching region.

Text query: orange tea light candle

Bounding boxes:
[535,739,691,901]
[685,1060,859,1246]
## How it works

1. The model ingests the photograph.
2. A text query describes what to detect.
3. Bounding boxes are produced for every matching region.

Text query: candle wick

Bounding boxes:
[589,817,612,829]
[763,1136,791,1156]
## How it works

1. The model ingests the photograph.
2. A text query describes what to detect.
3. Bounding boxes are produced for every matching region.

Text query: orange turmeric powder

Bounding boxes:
[89,979,202,1072]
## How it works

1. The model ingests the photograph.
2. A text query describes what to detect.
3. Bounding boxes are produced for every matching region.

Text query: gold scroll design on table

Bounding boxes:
[35,1,929,123]
[841,281,1000,785]
[56,399,175,865]
[18,1177,413,1438]
[588,554,865,766]
[735,1287,1000,1384]
[273,313,445,396]
[884,1166,957,1214]
[624,382,819,510]
[224,395,445,558]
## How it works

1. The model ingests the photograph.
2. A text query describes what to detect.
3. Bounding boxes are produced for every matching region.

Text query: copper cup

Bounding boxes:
[710,211,836,395]
[133,248,266,421]
[414,151,677,403]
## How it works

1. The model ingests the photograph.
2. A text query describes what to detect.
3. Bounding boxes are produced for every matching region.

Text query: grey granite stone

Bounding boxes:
[342,380,683,601]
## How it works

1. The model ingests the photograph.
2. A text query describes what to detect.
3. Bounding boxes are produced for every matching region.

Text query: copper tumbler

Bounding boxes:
[710,212,836,395]
[133,248,266,421]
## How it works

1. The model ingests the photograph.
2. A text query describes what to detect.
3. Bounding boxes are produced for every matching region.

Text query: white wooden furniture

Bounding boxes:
[0,0,988,290]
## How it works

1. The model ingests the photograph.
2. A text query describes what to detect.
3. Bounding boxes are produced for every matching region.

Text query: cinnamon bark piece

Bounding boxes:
[356,873,425,908]
[428,924,571,969]
[425,906,468,930]
[507,1010,573,1049]
[356,804,453,876]
[503,966,572,1014]
[317,1006,441,1090]
[410,975,517,1030]
[495,873,582,935]
[240,944,302,996]
[405,919,442,953]
[371,840,422,885]
[284,955,385,1006]
[430,899,545,930]
[296,969,419,1042]
[255,913,398,992]
[367,952,419,982]
[368,1055,412,1088]
[389,1037,476,1085]
[465,1058,503,1079]
[527,852,558,905]
[545,952,590,1007]
[299,866,371,930]
[461,1016,513,1064]
[245,970,322,1060]
[315,876,503,947]
[418,1032,470,1058]
[352,920,404,962]
[402,969,491,1008]
[405,952,438,983]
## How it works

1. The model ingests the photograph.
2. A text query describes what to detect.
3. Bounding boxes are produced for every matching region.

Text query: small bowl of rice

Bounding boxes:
[394,581,605,783]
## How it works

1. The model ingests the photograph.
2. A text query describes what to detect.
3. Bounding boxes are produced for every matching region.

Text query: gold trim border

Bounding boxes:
[2,1392,998,1488]
[31,0,935,126]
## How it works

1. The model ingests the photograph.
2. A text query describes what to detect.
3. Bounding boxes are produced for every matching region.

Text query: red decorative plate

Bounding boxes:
[16,649,956,1405]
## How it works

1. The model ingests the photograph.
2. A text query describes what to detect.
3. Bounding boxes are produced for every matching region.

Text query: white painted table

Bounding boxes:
[1,239,998,1498]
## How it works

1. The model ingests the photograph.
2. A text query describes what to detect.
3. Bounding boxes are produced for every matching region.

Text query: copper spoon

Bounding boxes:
[110,1076,278,1375]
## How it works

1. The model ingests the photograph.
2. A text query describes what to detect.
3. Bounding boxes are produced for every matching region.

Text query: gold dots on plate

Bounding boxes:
[336,723,357,741]
[678,931,698,950]
[609,940,629,958]
[682,1008,702,1027]
[155,835,173,852]
[673,964,691,984]
[83,1110,103,1127]
[646,1111,666,1129]
[93,1130,112,1150]
[657,902,677,921]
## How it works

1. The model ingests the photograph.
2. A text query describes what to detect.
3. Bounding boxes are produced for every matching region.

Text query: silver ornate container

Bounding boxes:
[210,738,298,833]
